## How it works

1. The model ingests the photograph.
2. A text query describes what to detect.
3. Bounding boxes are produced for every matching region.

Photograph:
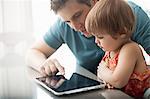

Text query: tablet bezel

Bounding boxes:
[34,73,105,96]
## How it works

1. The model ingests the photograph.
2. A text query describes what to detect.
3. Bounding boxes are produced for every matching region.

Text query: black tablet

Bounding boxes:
[35,73,105,95]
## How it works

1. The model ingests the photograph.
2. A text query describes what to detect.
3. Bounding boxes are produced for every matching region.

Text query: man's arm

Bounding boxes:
[26,38,65,76]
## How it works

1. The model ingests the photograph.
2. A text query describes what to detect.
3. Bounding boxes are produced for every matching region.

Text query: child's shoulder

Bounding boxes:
[123,41,139,48]
[120,41,141,55]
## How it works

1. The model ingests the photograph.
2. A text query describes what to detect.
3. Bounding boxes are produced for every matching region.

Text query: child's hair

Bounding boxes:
[85,0,135,38]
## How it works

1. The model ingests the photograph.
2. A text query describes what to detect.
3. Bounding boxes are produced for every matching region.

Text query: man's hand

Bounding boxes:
[40,59,65,76]
[45,75,65,89]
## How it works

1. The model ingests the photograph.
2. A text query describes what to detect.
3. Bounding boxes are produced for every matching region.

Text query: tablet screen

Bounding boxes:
[35,73,105,95]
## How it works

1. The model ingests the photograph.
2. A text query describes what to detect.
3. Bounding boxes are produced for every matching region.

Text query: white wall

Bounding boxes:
[2,0,33,33]
[0,0,35,98]
[31,0,58,39]
[132,0,150,10]
[0,0,3,33]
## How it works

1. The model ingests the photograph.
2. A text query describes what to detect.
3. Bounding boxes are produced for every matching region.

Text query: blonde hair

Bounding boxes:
[85,0,135,38]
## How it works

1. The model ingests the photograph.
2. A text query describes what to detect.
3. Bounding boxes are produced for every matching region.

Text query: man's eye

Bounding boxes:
[97,37,104,39]
[74,13,81,18]
[73,11,82,20]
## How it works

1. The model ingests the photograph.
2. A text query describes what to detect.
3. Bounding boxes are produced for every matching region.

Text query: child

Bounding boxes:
[85,0,150,98]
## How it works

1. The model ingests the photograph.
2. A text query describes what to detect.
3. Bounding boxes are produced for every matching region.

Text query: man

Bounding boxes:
[26,0,150,76]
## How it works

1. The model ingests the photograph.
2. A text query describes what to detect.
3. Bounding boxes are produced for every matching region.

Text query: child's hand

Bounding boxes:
[97,63,107,79]
[105,82,114,89]
[97,75,104,83]
[102,80,114,89]
[97,62,114,89]
[97,78,114,89]
[99,60,109,67]
[97,65,103,80]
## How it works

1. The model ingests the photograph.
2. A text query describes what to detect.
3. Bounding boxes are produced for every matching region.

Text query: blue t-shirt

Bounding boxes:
[128,1,150,54]
[44,1,150,74]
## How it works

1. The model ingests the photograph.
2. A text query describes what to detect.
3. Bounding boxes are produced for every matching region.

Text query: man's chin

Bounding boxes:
[84,34,92,37]
[82,32,92,37]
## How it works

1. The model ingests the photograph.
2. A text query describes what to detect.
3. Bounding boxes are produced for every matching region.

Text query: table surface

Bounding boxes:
[0,42,133,99]
[27,65,133,99]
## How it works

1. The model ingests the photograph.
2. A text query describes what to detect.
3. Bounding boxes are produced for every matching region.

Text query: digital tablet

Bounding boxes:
[35,73,105,95]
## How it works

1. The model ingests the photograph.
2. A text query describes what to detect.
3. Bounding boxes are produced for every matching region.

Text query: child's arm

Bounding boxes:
[97,43,138,88]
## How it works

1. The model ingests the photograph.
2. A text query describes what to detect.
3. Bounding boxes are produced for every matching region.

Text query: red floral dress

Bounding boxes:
[102,52,150,98]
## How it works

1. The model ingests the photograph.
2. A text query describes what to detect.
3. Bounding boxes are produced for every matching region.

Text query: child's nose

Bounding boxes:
[95,37,99,44]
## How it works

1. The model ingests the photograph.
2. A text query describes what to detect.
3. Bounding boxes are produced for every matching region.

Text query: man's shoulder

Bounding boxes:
[54,18,68,27]
[127,1,139,10]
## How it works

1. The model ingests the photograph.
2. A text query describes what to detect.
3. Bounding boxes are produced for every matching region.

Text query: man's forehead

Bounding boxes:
[57,1,83,21]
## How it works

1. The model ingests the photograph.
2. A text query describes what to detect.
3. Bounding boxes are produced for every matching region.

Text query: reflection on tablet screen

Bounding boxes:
[37,74,66,89]
[36,73,103,93]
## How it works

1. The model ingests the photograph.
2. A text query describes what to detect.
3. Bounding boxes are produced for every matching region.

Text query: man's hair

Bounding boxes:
[85,0,135,38]
[50,0,91,13]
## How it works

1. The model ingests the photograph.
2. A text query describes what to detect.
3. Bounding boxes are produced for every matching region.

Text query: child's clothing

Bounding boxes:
[101,52,150,98]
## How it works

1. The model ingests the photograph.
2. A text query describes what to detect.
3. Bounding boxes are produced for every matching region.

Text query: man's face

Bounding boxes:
[58,0,94,37]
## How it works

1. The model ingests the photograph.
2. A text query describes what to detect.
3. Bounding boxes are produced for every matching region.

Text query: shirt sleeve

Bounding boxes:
[129,1,150,54]
[43,18,65,49]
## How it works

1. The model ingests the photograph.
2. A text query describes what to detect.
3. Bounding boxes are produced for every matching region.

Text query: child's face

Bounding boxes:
[94,33,124,52]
